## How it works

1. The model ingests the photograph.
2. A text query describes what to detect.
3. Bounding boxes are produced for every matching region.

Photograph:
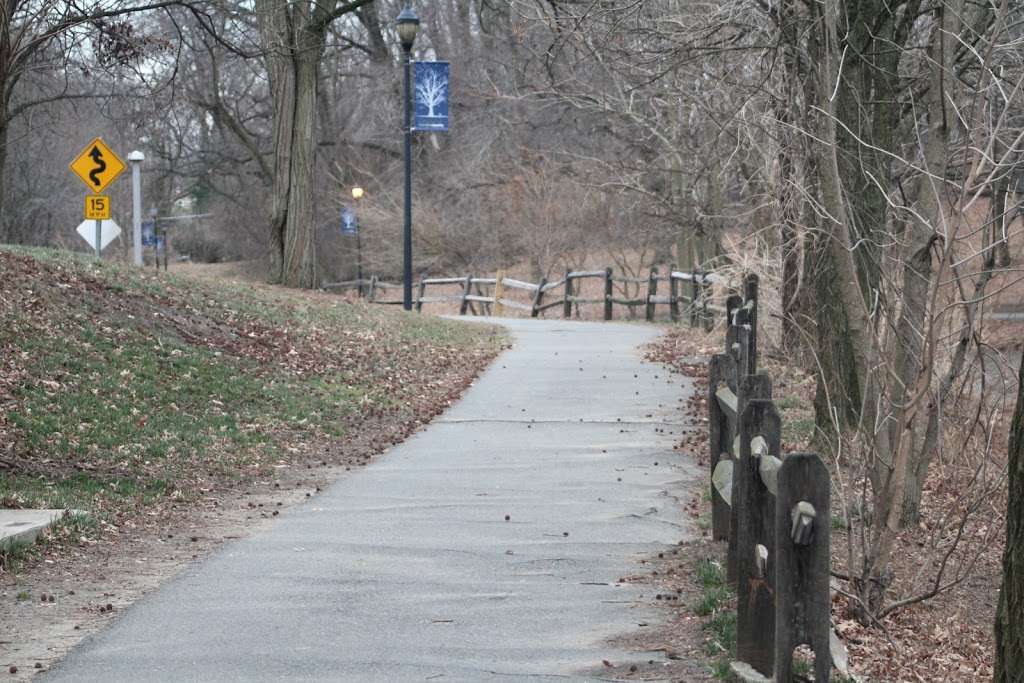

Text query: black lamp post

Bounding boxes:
[396,6,420,311]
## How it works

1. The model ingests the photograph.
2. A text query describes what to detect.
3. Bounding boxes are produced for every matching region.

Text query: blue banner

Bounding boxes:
[341,207,358,235]
[141,220,156,247]
[414,61,449,132]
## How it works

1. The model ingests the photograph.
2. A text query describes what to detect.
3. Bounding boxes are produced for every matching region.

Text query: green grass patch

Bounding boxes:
[0,246,504,533]
[693,557,737,678]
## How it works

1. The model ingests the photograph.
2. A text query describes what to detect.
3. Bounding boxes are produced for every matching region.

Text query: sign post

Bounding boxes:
[128,151,145,266]
[69,138,126,258]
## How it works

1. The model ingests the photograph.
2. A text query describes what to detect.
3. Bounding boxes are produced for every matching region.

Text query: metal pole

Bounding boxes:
[402,47,413,311]
[94,218,101,259]
[356,229,364,297]
[129,152,144,266]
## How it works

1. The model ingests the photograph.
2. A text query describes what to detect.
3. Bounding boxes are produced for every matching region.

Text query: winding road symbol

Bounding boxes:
[88,146,106,188]
[69,138,125,194]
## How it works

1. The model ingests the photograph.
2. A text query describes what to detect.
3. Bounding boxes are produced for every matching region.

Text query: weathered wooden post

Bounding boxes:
[774,454,831,683]
[531,277,547,318]
[725,294,743,361]
[367,276,378,303]
[734,397,782,677]
[744,273,759,374]
[645,266,658,321]
[494,270,506,317]
[728,375,771,584]
[604,267,614,321]
[669,265,680,323]
[709,353,738,542]
[735,309,752,379]
[459,275,473,316]
[563,269,573,319]
[702,273,713,331]
[690,270,701,327]
[415,278,427,312]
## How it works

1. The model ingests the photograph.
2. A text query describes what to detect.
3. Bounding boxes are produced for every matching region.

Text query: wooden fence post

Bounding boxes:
[709,353,738,542]
[775,454,831,683]
[367,276,378,303]
[604,267,614,321]
[744,273,760,374]
[415,279,427,312]
[531,277,547,318]
[725,294,743,361]
[459,275,473,315]
[735,397,782,677]
[690,270,701,327]
[702,274,713,331]
[669,265,680,323]
[645,266,658,321]
[563,269,573,319]
[494,270,506,317]
[728,374,771,584]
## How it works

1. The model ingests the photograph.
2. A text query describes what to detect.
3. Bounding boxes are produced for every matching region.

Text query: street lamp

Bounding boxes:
[396,6,419,311]
[351,186,365,296]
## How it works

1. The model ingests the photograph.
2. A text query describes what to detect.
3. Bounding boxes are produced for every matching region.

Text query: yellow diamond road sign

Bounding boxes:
[70,138,125,194]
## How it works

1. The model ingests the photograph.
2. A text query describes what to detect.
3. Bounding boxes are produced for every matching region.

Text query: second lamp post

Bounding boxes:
[396,7,420,311]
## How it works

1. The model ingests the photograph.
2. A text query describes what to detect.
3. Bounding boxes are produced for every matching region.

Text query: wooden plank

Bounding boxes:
[541,278,565,292]
[471,278,497,285]
[609,297,646,306]
[422,277,466,285]
[568,269,606,278]
[712,460,734,506]
[613,276,649,284]
[774,454,831,683]
[537,299,565,312]
[715,386,738,419]
[501,277,540,292]
[417,296,460,304]
[671,271,694,281]
[649,295,673,305]
[566,297,604,305]
[464,294,496,303]
[497,298,533,312]
[759,455,781,496]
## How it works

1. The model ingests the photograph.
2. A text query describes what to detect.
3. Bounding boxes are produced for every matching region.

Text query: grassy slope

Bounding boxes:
[0,247,504,530]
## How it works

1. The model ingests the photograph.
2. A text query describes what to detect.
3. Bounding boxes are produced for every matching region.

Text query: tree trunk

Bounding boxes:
[257,0,332,289]
[995,353,1024,681]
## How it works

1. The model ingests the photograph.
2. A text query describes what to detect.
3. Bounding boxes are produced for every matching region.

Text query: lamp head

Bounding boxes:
[395,7,419,52]
[352,187,364,201]
[128,150,145,163]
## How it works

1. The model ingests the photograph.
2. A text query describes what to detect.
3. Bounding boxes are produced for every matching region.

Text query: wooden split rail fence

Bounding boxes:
[324,266,726,324]
[707,275,833,682]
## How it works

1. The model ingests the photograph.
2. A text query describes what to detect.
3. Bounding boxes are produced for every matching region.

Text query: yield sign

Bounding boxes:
[76,219,121,252]
[69,138,126,194]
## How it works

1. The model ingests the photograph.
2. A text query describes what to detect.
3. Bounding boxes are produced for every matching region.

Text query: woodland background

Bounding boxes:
[5,0,1024,678]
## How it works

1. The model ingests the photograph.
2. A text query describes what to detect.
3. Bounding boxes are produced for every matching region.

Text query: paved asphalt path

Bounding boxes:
[45,318,699,682]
